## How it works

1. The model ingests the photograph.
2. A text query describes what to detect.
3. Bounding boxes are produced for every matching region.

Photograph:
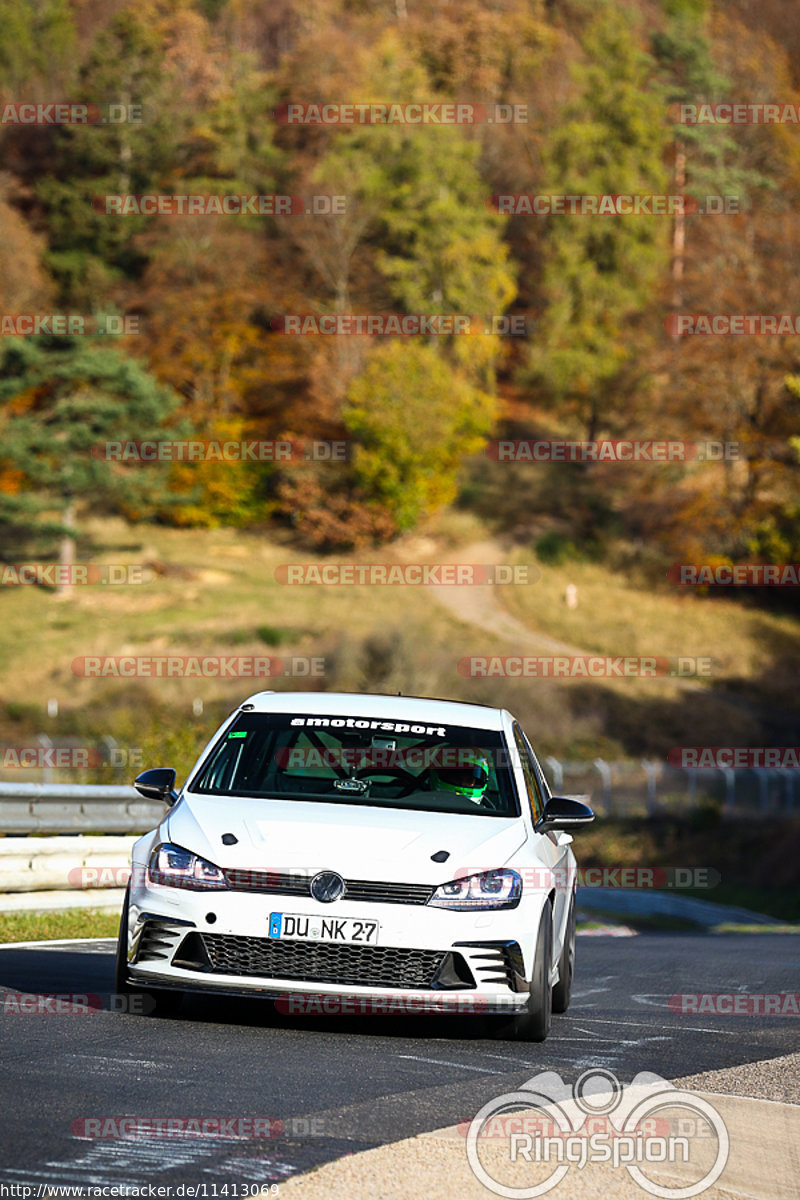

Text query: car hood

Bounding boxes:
[166,792,527,884]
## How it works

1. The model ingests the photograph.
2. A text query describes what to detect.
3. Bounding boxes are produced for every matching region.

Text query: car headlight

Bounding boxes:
[147,842,227,890]
[428,868,521,910]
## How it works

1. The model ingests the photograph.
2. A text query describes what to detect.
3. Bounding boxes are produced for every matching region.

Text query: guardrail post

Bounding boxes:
[37,734,54,784]
[100,735,118,767]
[593,757,612,814]
[641,759,658,815]
[755,768,770,812]
[544,756,563,793]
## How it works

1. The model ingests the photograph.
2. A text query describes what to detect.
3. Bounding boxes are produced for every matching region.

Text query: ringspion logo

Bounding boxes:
[465,1068,729,1198]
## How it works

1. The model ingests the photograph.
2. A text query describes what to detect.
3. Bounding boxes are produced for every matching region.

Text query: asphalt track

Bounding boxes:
[0,933,798,1191]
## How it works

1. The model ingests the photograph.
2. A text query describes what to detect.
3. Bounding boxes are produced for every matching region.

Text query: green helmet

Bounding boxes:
[430,748,490,801]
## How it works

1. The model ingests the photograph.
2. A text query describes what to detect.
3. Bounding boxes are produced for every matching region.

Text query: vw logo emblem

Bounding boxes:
[310,871,345,903]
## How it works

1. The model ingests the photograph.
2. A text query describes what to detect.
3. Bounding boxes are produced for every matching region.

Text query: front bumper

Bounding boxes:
[125,876,541,1015]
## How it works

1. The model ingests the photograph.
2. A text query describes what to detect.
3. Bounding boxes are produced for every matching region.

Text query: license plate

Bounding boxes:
[269,912,379,944]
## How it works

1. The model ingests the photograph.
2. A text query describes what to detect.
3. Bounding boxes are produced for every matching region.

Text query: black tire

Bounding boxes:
[497,898,553,1042]
[114,884,183,1018]
[552,891,576,1014]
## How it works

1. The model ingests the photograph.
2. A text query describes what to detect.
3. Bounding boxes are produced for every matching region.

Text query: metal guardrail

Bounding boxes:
[0,783,165,835]
[2,757,798,838]
[544,757,800,817]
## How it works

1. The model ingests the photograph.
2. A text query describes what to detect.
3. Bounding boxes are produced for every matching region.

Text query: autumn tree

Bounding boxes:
[0,337,186,587]
[523,4,672,442]
[344,340,496,530]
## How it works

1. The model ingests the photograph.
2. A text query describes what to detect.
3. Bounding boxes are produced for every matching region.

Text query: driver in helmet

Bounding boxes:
[429,747,491,805]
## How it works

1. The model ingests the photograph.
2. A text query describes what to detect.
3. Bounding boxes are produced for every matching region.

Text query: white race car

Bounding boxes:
[116,691,594,1040]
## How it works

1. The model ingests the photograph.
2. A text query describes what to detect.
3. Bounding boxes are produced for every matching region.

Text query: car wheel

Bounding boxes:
[114,884,183,1018]
[551,891,576,1014]
[497,898,553,1042]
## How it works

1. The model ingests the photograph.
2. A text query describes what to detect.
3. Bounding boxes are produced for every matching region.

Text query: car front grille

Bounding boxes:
[175,933,464,989]
[224,869,433,906]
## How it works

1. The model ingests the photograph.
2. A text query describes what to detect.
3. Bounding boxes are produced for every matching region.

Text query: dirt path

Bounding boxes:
[417,539,591,656]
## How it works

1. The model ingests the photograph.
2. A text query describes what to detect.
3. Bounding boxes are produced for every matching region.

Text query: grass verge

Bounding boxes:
[576,815,800,922]
[0,907,120,944]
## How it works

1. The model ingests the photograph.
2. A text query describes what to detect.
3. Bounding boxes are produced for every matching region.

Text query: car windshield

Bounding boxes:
[190,712,519,817]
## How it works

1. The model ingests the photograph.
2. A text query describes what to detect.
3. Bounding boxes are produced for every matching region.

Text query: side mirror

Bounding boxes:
[134,767,179,807]
[536,796,595,833]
